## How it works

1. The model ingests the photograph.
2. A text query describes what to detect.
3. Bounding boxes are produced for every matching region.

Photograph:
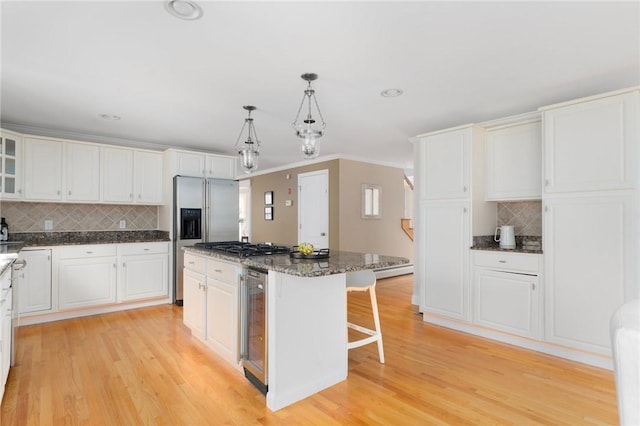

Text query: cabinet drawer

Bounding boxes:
[184,253,205,274]
[206,259,238,284]
[57,244,117,259]
[119,242,169,256]
[473,251,540,273]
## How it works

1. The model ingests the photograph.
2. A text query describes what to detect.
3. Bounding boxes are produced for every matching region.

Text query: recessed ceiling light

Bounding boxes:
[380,89,404,98]
[164,0,203,21]
[100,114,121,121]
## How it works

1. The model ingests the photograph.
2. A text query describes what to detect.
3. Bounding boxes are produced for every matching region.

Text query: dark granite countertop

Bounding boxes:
[471,235,543,254]
[9,230,170,247]
[183,246,410,278]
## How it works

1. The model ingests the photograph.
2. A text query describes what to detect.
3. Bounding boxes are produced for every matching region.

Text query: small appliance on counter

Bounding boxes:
[494,225,516,249]
[0,218,8,242]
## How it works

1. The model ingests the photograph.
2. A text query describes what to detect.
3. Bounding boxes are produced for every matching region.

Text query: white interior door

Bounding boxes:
[298,170,328,248]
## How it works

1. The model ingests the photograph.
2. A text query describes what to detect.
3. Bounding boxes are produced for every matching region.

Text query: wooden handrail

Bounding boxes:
[401,218,413,241]
[404,174,414,191]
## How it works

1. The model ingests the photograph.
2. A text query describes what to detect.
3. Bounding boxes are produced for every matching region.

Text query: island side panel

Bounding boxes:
[266,271,348,411]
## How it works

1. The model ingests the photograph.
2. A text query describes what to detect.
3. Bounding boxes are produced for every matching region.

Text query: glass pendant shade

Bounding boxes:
[239,145,259,173]
[292,73,326,160]
[234,105,261,173]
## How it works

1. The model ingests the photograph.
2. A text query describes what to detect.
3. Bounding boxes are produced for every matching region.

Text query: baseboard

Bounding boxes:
[375,264,414,279]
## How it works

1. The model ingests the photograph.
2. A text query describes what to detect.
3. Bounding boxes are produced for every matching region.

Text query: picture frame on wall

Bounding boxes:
[264,206,273,220]
[264,191,273,205]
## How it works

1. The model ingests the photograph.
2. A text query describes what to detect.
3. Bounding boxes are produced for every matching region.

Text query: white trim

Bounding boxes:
[423,313,613,370]
[538,86,639,111]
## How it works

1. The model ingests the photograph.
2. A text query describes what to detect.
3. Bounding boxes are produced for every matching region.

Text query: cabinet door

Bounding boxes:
[420,201,470,320]
[65,142,100,201]
[17,249,52,314]
[0,130,22,199]
[58,257,117,310]
[474,269,540,339]
[102,147,134,203]
[206,155,236,179]
[183,269,206,340]
[24,137,63,200]
[0,283,11,393]
[544,195,635,355]
[543,91,638,193]
[176,152,205,177]
[418,128,470,200]
[486,121,542,200]
[134,151,163,204]
[206,279,238,364]
[119,254,168,301]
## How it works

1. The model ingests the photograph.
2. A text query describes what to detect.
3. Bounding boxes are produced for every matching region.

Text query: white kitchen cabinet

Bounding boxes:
[24,137,63,200]
[17,249,52,315]
[485,120,542,200]
[416,126,472,200]
[118,242,169,302]
[473,251,542,340]
[65,142,100,202]
[0,129,23,199]
[134,150,163,204]
[101,146,134,203]
[183,268,206,340]
[420,201,470,321]
[175,151,206,177]
[542,90,639,194]
[57,245,117,310]
[205,155,236,179]
[205,258,240,365]
[0,267,11,401]
[543,195,636,355]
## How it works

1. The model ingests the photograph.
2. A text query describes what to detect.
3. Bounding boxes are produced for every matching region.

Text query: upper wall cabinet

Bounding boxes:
[134,151,163,204]
[166,149,236,180]
[414,126,473,200]
[102,147,163,205]
[66,142,100,202]
[24,137,64,201]
[0,130,22,200]
[485,119,542,201]
[541,90,639,194]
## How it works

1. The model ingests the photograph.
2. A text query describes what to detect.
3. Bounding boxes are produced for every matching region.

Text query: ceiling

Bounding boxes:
[1,1,638,173]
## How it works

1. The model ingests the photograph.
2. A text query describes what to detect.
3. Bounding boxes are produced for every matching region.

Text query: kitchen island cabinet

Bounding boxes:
[182,246,409,411]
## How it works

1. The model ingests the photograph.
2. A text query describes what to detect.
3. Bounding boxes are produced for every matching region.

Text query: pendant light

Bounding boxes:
[235,105,260,174]
[292,73,326,159]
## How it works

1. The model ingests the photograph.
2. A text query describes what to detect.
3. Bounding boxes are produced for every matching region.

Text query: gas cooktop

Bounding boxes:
[193,241,291,257]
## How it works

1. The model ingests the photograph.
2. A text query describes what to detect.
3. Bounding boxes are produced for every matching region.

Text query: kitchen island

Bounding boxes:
[182,246,409,411]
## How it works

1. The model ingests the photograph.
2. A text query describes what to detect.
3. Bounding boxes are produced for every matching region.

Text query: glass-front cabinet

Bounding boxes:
[0,130,22,199]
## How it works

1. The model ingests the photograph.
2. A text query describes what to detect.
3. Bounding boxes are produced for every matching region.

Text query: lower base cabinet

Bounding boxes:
[183,268,206,340]
[0,268,11,402]
[118,242,169,302]
[17,249,52,314]
[472,251,542,340]
[58,256,117,310]
[183,253,240,367]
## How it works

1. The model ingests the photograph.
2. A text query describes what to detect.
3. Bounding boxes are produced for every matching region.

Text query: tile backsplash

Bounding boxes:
[496,201,542,236]
[0,202,158,233]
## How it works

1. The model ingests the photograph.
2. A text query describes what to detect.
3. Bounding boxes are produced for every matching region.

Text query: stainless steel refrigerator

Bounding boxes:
[173,176,239,305]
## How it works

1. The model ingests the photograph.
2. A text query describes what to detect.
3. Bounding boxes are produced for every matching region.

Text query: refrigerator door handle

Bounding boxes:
[203,179,208,241]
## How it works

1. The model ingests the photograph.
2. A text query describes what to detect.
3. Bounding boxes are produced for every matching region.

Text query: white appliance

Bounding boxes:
[172,176,239,304]
[494,225,516,249]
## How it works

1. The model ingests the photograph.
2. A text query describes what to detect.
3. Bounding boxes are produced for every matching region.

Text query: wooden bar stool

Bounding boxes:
[346,269,385,363]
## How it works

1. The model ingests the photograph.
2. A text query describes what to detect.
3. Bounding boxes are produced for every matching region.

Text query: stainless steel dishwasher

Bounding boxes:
[241,267,268,394]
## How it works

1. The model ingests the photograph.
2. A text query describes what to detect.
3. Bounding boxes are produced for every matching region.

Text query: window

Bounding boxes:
[362,184,381,219]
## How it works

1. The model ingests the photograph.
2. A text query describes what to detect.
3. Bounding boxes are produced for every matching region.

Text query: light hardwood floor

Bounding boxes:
[1,274,618,425]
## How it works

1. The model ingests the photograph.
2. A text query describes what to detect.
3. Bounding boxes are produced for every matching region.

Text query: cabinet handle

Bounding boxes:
[18,189,22,194]
[86,251,93,254]
[463,208,468,213]
[68,190,72,196]
[57,190,61,195]
[144,248,150,251]
[498,260,506,263]
[123,262,126,268]
[113,263,116,268]
[138,194,141,199]
[129,193,133,199]
[545,179,549,187]
[188,261,195,265]
[463,186,468,192]
[532,283,536,291]
[214,269,223,273]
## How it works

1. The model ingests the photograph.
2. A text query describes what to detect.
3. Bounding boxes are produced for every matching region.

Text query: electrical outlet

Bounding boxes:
[119,220,126,229]
[44,220,53,231]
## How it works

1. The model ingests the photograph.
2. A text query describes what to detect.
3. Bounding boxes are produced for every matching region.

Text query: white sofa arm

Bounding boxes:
[611,299,640,426]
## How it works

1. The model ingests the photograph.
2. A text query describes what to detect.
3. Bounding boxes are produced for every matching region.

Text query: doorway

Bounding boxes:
[298,169,329,248]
